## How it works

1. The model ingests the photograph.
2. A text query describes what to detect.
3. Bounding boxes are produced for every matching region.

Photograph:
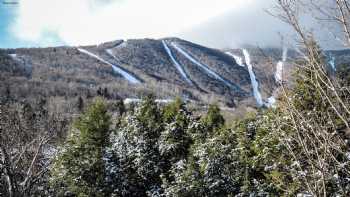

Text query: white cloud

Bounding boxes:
[11,0,252,46]
[181,0,284,48]
[11,0,341,49]
[179,0,343,49]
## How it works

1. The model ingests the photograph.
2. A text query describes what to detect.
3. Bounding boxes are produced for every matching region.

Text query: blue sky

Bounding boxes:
[0,2,63,48]
[0,3,20,48]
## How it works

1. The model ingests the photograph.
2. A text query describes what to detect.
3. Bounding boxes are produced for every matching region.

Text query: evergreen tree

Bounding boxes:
[50,98,111,196]
[337,63,350,87]
[96,87,102,97]
[202,104,225,131]
[233,111,296,196]
[162,97,186,123]
[5,85,11,103]
[77,96,84,112]
[162,102,244,196]
[105,95,164,196]
[114,99,126,116]
[103,87,110,99]
[159,98,192,163]
[164,127,243,196]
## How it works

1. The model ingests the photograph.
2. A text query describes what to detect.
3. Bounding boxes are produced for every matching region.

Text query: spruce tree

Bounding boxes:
[105,95,164,196]
[50,98,111,196]
[202,104,225,131]
[160,98,192,163]
[77,96,84,112]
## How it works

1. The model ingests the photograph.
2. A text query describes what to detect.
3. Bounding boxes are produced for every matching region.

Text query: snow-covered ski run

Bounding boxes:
[328,53,336,71]
[275,47,288,83]
[171,42,241,92]
[77,48,141,84]
[242,49,264,107]
[162,40,193,85]
[225,52,245,67]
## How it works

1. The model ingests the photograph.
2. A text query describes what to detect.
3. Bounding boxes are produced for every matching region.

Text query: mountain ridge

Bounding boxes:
[1,37,347,111]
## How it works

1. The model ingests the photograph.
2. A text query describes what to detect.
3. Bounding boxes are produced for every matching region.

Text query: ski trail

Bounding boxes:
[282,47,288,62]
[78,48,141,84]
[162,40,193,85]
[106,49,121,64]
[171,42,241,91]
[275,47,288,83]
[275,61,283,83]
[242,49,264,107]
[105,40,127,62]
[327,53,336,71]
[117,40,128,48]
[225,52,244,67]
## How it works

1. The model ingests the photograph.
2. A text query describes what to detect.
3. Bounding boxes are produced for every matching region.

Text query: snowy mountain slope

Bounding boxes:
[225,52,244,67]
[171,42,244,93]
[78,48,141,84]
[242,49,264,106]
[2,37,348,109]
[162,40,194,86]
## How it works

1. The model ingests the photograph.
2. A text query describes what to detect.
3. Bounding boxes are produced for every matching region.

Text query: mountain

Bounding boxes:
[0,37,346,112]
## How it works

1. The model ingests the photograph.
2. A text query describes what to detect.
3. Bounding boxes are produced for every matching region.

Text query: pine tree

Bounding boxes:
[105,95,164,196]
[4,84,11,103]
[77,96,84,112]
[202,104,225,132]
[114,99,126,116]
[97,87,103,97]
[164,127,243,196]
[162,97,186,123]
[103,87,110,99]
[50,98,111,196]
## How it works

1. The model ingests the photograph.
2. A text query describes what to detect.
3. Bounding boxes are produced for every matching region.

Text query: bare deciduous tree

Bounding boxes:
[271,0,350,196]
[0,101,66,196]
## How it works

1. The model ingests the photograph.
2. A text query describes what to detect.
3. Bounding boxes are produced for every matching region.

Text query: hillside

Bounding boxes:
[1,37,347,113]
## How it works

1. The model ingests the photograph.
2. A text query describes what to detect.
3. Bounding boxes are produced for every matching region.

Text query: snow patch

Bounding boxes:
[118,40,128,48]
[9,54,17,58]
[8,53,22,63]
[242,49,264,107]
[42,145,57,158]
[297,193,313,197]
[266,96,277,108]
[162,40,193,85]
[346,152,350,160]
[225,52,244,67]
[155,99,173,104]
[78,48,141,84]
[171,42,240,91]
[124,98,142,104]
[124,98,173,105]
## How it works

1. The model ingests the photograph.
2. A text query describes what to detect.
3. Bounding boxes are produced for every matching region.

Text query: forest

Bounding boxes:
[1,0,350,196]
